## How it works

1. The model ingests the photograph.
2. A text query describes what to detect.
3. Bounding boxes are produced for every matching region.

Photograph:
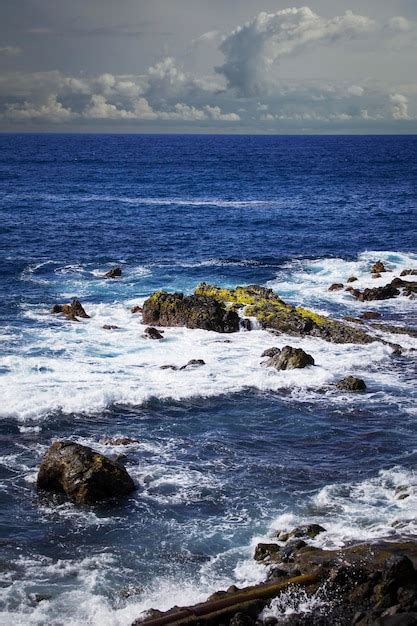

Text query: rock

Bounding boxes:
[361,311,381,320]
[37,441,135,504]
[336,376,367,391]
[51,299,90,320]
[100,437,139,446]
[142,290,239,333]
[329,283,344,291]
[104,267,122,279]
[160,364,178,370]
[400,269,417,277]
[371,261,386,274]
[373,273,382,279]
[240,318,252,331]
[343,316,362,323]
[180,359,205,370]
[390,278,417,296]
[353,284,400,302]
[254,543,281,563]
[265,346,314,370]
[194,283,374,345]
[131,305,142,314]
[261,347,281,358]
[347,276,358,283]
[144,327,164,340]
[103,324,119,330]
[277,524,326,542]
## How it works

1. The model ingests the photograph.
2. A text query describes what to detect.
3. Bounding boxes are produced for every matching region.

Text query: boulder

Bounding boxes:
[390,277,417,296]
[51,299,90,320]
[277,524,326,542]
[261,347,281,358]
[37,441,135,504]
[265,345,314,370]
[254,543,282,563]
[347,276,358,283]
[104,267,122,279]
[371,261,386,274]
[194,283,373,345]
[144,327,164,340]
[131,305,142,314]
[329,283,344,291]
[240,318,252,331]
[400,269,417,277]
[336,376,367,391]
[142,291,240,333]
[180,359,205,370]
[353,284,400,302]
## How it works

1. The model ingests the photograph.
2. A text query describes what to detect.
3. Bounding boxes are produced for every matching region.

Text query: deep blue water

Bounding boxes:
[0,134,416,625]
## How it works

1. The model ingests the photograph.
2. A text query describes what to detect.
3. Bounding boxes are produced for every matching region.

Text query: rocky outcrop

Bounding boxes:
[133,535,417,626]
[347,276,358,283]
[104,267,122,278]
[51,299,90,321]
[131,305,142,314]
[264,346,314,370]
[194,283,374,344]
[400,269,417,277]
[329,283,344,291]
[142,291,240,333]
[144,326,164,340]
[371,261,386,274]
[352,278,417,302]
[180,359,205,370]
[37,441,135,504]
[336,376,367,391]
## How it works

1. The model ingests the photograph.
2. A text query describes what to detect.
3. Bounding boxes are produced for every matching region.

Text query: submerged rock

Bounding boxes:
[51,299,90,321]
[194,283,373,344]
[160,364,178,370]
[142,290,240,333]
[37,441,135,504]
[180,359,206,370]
[347,276,358,283]
[329,283,344,291]
[265,345,314,370]
[144,326,164,340]
[400,269,417,277]
[104,267,122,278]
[100,437,139,446]
[336,376,367,391]
[361,311,381,320]
[103,324,119,330]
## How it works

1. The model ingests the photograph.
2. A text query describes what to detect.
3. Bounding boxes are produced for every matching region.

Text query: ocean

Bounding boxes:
[0,133,416,625]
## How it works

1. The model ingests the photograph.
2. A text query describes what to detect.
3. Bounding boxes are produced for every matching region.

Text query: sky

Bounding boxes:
[0,0,416,133]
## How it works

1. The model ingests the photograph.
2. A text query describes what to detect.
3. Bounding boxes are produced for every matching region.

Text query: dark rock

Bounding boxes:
[131,305,142,314]
[329,283,344,291]
[265,345,314,370]
[344,316,362,324]
[371,261,386,274]
[400,269,417,277]
[51,299,90,320]
[229,612,255,625]
[373,273,382,279]
[160,365,178,370]
[277,524,326,542]
[348,276,358,283]
[390,278,417,296]
[240,318,252,331]
[336,376,367,391]
[180,359,206,370]
[142,291,240,333]
[254,543,281,563]
[361,311,381,320]
[144,327,164,340]
[103,324,119,330]
[104,267,122,279]
[261,347,281,358]
[37,441,135,504]
[100,437,139,446]
[353,284,400,302]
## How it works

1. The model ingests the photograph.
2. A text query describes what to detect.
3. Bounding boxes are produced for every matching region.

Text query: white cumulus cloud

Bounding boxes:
[390,93,409,120]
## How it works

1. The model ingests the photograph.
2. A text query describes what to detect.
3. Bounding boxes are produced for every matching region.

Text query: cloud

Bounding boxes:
[0,45,21,57]
[390,93,409,120]
[217,7,375,96]
[4,94,74,122]
[387,16,411,33]
[347,85,364,97]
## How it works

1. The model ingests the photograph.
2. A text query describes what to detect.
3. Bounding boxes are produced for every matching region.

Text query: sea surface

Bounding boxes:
[0,134,416,625]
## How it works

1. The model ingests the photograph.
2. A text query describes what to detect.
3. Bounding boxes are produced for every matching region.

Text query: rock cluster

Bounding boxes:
[51,299,90,321]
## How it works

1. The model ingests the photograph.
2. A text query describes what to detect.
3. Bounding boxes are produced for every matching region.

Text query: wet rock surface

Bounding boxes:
[37,441,135,504]
[336,376,367,392]
[51,299,90,321]
[104,266,122,278]
[265,346,315,370]
[144,326,164,340]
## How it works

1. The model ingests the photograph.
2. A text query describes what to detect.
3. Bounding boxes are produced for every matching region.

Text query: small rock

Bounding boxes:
[51,299,90,321]
[131,305,142,314]
[347,276,358,283]
[240,318,252,331]
[261,347,281,358]
[329,283,344,291]
[265,346,314,370]
[254,543,281,562]
[144,327,164,340]
[343,316,362,324]
[104,267,122,279]
[361,311,381,320]
[278,524,326,542]
[180,359,206,370]
[160,365,179,370]
[400,269,417,277]
[373,273,382,279]
[103,324,119,330]
[37,441,135,504]
[371,261,386,274]
[336,376,367,392]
